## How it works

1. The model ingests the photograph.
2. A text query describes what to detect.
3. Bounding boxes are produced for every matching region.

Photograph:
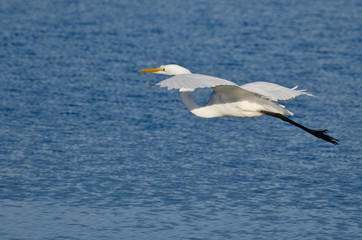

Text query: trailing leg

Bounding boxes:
[261,111,339,145]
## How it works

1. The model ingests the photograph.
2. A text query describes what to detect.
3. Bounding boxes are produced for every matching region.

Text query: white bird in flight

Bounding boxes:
[139,64,338,145]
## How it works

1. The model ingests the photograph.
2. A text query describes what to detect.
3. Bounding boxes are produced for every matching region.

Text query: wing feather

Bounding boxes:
[240,81,315,101]
[151,74,314,102]
[154,74,238,90]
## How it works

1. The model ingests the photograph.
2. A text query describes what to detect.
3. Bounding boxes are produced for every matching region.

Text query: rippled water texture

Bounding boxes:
[1,0,361,239]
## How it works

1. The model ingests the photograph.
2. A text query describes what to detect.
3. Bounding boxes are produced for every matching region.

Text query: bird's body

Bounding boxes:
[139,64,338,145]
[180,86,282,118]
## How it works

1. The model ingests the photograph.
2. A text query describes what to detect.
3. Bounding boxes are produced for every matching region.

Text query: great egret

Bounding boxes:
[139,64,338,145]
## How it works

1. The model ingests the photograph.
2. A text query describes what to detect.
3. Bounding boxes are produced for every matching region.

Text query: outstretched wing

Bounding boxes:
[149,73,238,90]
[149,74,314,101]
[240,81,315,101]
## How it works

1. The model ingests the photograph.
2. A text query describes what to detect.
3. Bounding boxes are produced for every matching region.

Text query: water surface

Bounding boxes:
[1,0,361,239]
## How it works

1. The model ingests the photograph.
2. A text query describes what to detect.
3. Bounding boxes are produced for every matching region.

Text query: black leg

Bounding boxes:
[261,111,339,145]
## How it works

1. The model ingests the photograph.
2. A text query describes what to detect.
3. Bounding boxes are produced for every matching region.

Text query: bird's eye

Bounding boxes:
[162,68,165,71]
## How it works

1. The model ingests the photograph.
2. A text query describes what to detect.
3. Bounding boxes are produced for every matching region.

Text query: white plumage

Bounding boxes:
[139,64,338,144]
[154,73,238,90]
[240,81,314,101]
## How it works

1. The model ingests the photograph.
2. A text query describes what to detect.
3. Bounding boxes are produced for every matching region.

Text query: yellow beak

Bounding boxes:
[138,67,163,73]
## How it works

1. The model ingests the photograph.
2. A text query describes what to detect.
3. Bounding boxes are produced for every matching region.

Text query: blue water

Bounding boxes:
[1,0,361,239]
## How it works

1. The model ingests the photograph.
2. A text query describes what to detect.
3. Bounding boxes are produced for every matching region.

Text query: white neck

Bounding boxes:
[179,88,223,118]
[179,89,200,111]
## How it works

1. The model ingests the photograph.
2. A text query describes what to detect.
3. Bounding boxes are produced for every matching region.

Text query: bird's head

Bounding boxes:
[139,64,191,75]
